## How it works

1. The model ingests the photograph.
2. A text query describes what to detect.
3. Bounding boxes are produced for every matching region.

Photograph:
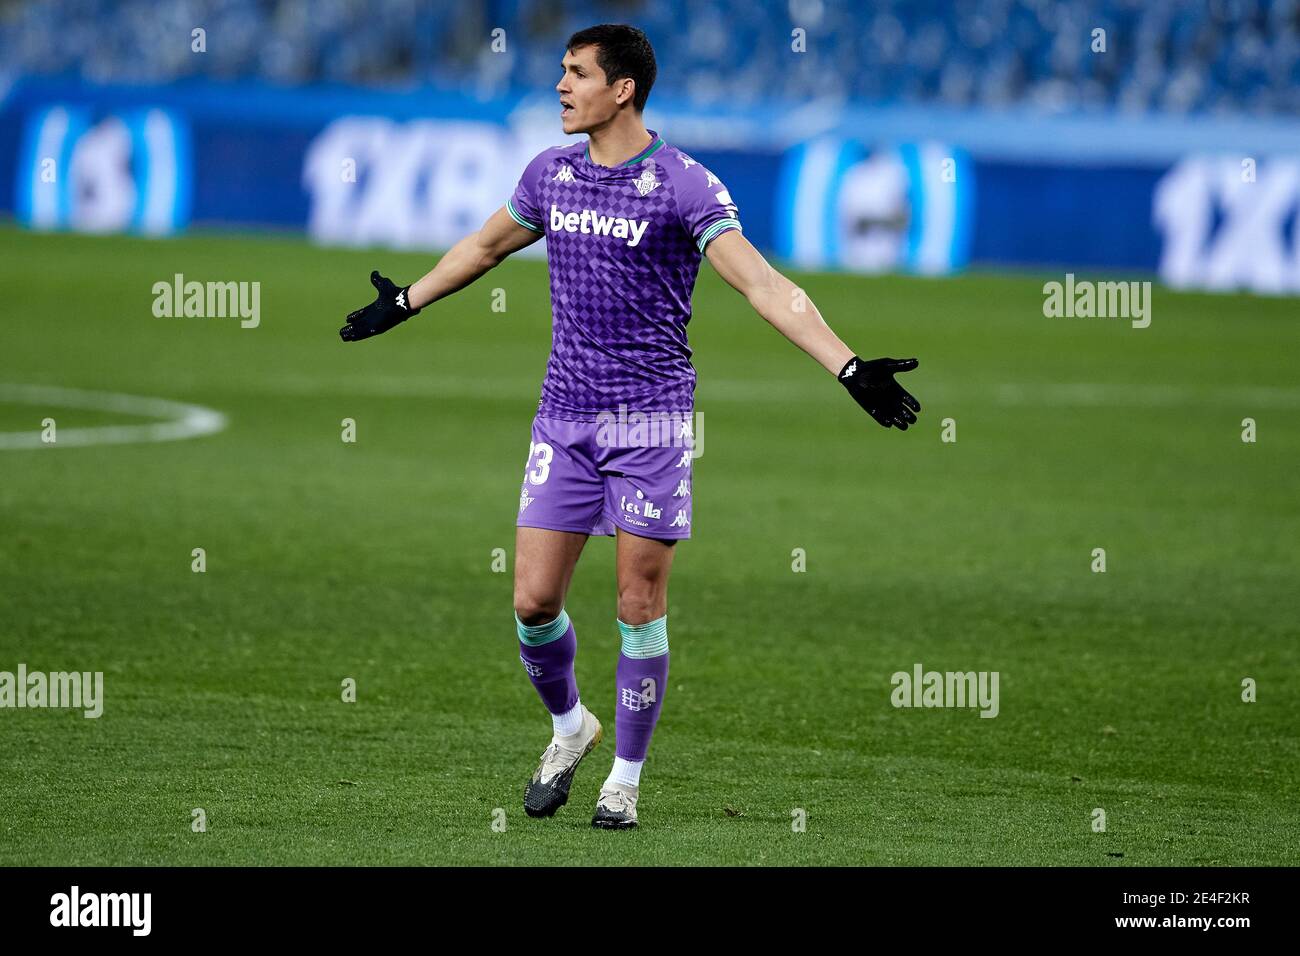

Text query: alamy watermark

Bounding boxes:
[595,404,703,458]
[1042,273,1151,328]
[0,664,103,718]
[152,273,260,328]
[50,886,150,935]
[890,662,999,718]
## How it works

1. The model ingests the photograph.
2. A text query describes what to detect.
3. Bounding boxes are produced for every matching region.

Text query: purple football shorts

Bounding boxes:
[515,414,694,540]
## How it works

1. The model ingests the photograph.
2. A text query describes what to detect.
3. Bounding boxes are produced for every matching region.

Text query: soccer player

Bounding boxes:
[340,24,920,829]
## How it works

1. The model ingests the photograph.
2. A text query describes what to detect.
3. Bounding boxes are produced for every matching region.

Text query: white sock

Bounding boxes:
[607,756,643,789]
[553,700,584,737]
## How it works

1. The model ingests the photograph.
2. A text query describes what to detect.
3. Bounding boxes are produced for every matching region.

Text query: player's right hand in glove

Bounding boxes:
[339,270,420,342]
[838,356,921,430]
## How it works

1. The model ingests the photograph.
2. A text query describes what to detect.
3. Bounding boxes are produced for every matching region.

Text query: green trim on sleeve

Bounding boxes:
[696,217,743,252]
[506,198,543,233]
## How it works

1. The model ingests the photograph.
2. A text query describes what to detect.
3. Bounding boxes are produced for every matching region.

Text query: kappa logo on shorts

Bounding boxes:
[670,510,690,528]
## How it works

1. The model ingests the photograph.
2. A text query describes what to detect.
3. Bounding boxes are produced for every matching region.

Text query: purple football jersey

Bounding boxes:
[507,130,742,421]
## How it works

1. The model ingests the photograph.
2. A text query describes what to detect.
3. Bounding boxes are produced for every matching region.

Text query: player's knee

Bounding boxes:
[513,593,563,627]
[617,589,664,627]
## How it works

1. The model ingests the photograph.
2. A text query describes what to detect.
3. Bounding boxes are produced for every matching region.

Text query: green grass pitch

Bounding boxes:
[1,224,1296,865]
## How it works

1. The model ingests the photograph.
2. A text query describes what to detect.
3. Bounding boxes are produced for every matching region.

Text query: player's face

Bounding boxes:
[557,45,627,134]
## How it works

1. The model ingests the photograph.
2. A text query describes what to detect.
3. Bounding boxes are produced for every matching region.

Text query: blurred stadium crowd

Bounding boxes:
[2,0,1296,114]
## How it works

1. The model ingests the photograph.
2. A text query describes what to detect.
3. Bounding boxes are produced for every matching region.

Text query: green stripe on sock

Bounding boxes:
[617,615,669,659]
[516,609,570,646]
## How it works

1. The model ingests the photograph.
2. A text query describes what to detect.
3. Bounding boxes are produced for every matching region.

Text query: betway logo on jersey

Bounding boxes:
[549,204,649,246]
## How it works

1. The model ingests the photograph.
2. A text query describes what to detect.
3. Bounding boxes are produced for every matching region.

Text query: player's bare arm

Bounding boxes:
[339,205,541,341]
[705,228,923,430]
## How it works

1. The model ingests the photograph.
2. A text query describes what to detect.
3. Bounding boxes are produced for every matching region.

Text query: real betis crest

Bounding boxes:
[635,164,661,197]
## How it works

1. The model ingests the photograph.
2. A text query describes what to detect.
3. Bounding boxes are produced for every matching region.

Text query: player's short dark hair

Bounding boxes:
[566,24,657,113]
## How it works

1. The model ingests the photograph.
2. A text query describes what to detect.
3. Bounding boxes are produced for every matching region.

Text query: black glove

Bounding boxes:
[339,271,420,342]
[838,356,921,430]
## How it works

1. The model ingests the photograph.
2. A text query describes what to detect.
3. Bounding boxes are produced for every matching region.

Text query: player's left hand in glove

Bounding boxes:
[339,271,420,342]
[838,355,921,430]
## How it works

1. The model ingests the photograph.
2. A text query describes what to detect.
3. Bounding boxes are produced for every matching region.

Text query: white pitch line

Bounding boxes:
[0,384,227,450]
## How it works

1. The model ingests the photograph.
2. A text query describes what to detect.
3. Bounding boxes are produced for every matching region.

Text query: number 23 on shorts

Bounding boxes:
[525,441,554,485]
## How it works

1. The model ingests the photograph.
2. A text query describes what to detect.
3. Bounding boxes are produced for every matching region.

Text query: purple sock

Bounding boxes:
[615,649,669,761]
[516,611,579,716]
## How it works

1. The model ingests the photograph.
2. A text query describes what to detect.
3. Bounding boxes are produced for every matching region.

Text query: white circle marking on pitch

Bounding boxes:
[0,384,228,450]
